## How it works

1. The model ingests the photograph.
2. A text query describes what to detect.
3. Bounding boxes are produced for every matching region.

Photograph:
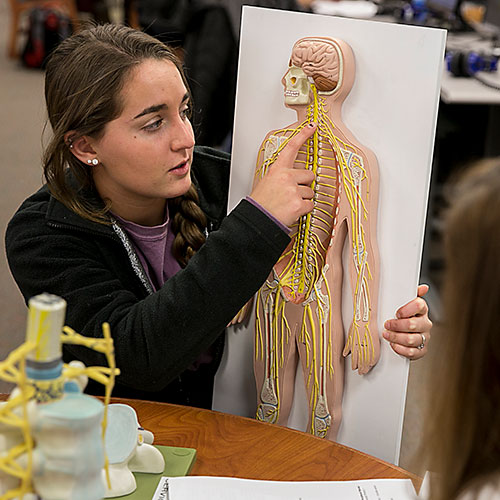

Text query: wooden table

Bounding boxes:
[0,394,421,488]
[120,398,421,487]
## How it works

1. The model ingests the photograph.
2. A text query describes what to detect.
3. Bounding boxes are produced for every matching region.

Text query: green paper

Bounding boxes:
[115,445,197,499]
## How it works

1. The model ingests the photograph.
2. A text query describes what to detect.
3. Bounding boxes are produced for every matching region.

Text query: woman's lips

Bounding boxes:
[169,160,190,176]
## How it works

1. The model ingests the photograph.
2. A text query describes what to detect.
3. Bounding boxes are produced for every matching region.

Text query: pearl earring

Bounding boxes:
[87,159,99,165]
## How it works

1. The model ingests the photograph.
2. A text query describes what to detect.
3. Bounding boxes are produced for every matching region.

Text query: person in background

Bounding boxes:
[6,24,431,412]
[421,158,500,499]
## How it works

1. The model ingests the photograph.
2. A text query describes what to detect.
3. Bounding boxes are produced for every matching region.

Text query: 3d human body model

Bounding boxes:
[254,37,380,439]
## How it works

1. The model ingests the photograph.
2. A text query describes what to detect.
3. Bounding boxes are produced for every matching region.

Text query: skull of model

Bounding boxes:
[283,66,310,105]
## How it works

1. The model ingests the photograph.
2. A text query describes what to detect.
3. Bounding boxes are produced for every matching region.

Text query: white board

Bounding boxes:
[213,7,445,465]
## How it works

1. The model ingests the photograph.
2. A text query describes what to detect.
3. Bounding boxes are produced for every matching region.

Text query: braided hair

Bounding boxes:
[169,184,207,267]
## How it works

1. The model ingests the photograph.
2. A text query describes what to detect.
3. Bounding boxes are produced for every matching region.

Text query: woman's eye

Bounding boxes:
[143,118,163,132]
[180,105,191,120]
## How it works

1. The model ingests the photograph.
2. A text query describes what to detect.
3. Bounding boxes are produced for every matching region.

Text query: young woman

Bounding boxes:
[6,24,431,409]
[422,159,500,499]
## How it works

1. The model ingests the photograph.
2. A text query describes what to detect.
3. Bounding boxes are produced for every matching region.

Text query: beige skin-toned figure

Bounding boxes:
[253,37,379,439]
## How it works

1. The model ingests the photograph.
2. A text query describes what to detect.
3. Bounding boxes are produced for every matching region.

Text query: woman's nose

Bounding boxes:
[171,118,195,151]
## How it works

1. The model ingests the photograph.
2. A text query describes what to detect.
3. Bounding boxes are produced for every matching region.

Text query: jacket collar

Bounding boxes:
[46,189,115,236]
[191,146,230,224]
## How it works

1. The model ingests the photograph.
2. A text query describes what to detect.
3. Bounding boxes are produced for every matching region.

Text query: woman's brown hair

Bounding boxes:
[422,158,500,499]
[43,23,206,265]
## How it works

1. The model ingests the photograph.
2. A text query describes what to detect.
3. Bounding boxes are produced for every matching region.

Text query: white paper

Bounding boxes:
[152,477,170,500]
[154,476,418,500]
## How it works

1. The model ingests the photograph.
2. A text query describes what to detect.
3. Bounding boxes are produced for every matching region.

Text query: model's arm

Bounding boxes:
[228,130,283,327]
[340,152,380,375]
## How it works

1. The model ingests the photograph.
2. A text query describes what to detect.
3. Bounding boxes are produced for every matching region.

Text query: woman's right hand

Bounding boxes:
[250,123,317,227]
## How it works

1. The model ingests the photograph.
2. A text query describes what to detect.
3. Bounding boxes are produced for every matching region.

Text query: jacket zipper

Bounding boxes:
[110,217,154,296]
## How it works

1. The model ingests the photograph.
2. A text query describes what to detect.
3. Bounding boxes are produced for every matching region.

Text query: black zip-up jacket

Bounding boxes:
[5,146,290,407]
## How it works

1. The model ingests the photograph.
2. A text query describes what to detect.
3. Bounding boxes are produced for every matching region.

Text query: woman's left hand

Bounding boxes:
[382,284,432,360]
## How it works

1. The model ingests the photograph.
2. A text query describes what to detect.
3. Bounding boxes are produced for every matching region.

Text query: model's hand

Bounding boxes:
[343,317,381,374]
[383,284,432,360]
[227,298,254,326]
[250,123,317,227]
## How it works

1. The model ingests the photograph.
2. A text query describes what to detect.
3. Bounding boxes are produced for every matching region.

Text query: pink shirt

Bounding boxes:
[113,207,181,292]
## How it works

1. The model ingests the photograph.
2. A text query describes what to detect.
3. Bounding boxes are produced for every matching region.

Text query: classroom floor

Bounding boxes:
[0,5,442,474]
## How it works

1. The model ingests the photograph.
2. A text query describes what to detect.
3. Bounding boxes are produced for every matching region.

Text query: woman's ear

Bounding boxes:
[64,131,99,166]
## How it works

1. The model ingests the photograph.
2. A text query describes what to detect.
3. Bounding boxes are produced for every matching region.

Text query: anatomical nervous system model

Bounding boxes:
[253,37,380,440]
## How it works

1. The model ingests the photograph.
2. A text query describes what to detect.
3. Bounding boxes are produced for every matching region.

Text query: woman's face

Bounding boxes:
[90,59,195,221]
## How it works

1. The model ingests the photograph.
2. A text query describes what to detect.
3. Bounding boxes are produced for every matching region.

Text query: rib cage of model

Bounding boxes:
[0,293,164,500]
[254,37,380,440]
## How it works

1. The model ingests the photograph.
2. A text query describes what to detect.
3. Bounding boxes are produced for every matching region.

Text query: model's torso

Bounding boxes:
[260,125,341,304]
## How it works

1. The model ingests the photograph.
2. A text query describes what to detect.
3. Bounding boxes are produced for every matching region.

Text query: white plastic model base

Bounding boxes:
[104,404,165,498]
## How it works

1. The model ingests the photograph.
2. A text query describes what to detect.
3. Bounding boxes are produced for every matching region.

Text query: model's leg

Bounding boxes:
[254,278,300,426]
[296,274,333,438]
[297,221,347,440]
[272,300,310,426]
